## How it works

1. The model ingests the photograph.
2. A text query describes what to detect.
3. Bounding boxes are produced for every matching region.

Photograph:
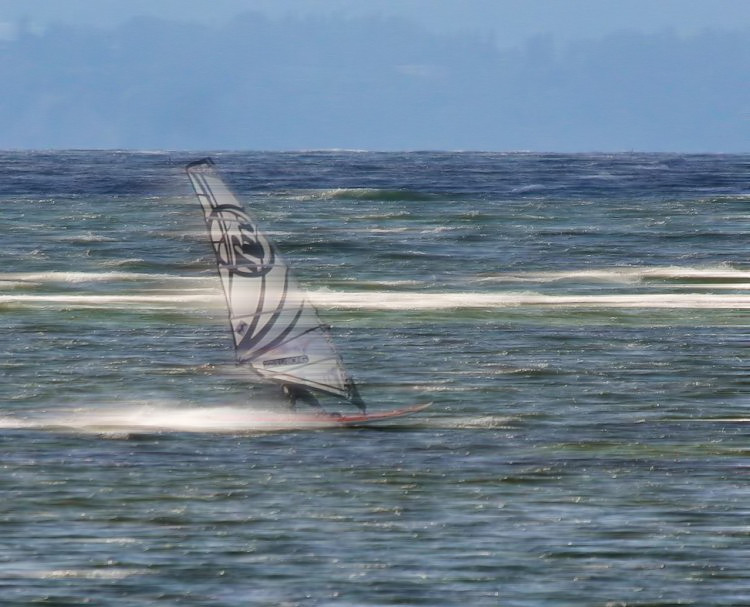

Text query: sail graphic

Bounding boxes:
[186,158,365,411]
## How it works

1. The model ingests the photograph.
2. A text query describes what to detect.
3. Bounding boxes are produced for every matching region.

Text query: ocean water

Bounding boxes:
[1,151,749,606]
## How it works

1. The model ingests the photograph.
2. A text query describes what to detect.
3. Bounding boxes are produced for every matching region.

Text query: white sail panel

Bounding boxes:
[186,159,363,408]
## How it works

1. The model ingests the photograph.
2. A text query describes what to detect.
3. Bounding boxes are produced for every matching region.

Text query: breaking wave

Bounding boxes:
[307,291,750,310]
[0,293,216,309]
[478,265,750,285]
[0,404,406,434]
[2,289,748,311]
[0,270,205,285]
[1,266,747,311]
[289,188,439,202]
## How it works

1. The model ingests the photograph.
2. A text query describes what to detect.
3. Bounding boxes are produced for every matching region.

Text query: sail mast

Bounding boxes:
[186,158,365,411]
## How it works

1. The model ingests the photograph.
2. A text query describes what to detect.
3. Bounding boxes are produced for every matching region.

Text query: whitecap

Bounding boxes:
[0,292,219,309]
[308,290,750,310]
[477,265,750,285]
[7,404,368,434]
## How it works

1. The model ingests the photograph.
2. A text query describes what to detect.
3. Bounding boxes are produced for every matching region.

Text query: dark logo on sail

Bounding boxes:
[210,206,275,277]
[263,355,310,368]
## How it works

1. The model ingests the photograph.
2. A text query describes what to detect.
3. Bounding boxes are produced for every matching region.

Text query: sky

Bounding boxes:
[1,0,749,151]
[4,0,750,41]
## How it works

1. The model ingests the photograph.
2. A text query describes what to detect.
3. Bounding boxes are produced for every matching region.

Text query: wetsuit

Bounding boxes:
[282,384,323,412]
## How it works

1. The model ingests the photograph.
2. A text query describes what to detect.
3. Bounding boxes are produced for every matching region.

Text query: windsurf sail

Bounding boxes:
[186,158,365,411]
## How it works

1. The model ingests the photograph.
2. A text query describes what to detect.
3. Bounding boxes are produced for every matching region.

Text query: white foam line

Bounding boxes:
[479,266,750,284]
[309,291,750,310]
[0,294,216,306]
[681,284,750,290]
[2,290,749,310]
[667,418,750,423]
[2,406,355,433]
[3,568,150,580]
[0,271,207,284]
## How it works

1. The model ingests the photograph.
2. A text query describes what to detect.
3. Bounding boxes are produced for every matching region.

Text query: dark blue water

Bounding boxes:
[1,151,749,605]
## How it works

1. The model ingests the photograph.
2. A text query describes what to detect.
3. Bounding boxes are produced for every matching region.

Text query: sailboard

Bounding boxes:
[185,158,429,424]
[290,403,432,426]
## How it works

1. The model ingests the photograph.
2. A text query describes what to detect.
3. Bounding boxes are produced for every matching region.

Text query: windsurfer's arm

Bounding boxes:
[282,384,297,410]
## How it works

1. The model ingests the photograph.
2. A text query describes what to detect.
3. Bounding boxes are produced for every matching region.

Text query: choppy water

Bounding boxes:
[1,151,749,606]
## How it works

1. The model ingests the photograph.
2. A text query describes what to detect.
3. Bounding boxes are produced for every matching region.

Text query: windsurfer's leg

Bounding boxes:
[299,389,323,411]
[282,384,297,411]
[283,384,327,413]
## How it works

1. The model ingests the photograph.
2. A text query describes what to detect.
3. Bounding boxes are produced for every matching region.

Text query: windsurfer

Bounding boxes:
[282,384,324,412]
